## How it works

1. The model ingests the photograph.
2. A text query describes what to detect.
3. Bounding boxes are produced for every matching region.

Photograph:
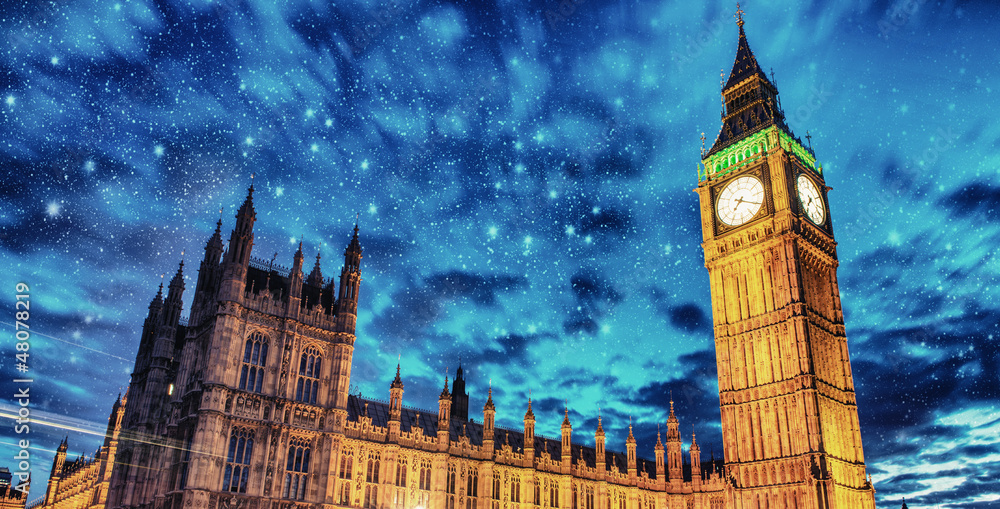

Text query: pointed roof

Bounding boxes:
[235,182,256,224]
[169,260,185,289]
[150,279,164,309]
[390,364,404,390]
[484,383,495,411]
[206,218,224,253]
[723,23,773,92]
[440,373,451,399]
[596,409,605,437]
[291,241,304,274]
[562,405,572,428]
[524,395,535,421]
[346,221,362,255]
[707,10,789,156]
[307,251,323,285]
[626,417,635,444]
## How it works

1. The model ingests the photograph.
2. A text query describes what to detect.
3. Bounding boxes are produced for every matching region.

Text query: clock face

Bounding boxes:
[796,174,825,224]
[716,175,764,226]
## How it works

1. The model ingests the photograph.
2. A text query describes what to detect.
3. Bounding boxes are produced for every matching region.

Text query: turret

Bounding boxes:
[161,260,185,328]
[595,411,606,476]
[335,223,362,333]
[523,395,535,465]
[654,424,665,480]
[135,282,164,372]
[44,438,68,505]
[287,242,304,315]
[690,432,702,489]
[666,399,683,483]
[388,364,403,441]
[450,363,469,421]
[626,417,637,479]
[220,184,256,301]
[437,372,452,449]
[307,251,323,286]
[560,406,572,469]
[192,219,224,323]
[483,384,495,457]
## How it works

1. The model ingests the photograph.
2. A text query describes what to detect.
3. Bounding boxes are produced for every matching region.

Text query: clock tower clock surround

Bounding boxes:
[695,13,877,509]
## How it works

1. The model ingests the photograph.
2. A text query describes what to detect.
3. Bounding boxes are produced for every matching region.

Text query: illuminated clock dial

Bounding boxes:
[716,175,764,226]
[796,174,825,224]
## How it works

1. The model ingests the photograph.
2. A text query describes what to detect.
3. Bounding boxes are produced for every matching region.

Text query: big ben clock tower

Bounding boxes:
[695,9,877,509]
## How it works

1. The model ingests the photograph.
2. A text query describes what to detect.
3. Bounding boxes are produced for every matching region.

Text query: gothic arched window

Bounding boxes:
[238,331,268,393]
[295,347,322,404]
[222,427,254,493]
[283,438,310,500]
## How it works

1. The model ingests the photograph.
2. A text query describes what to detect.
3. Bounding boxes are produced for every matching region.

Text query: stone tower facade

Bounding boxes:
[695,13,876,509]
[106,183,365,509]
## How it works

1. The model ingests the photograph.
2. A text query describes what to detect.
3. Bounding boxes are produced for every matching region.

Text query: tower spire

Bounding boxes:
[705,6,788,157]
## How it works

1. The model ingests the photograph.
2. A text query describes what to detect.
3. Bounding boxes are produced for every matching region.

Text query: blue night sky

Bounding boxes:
[1,0,998,507]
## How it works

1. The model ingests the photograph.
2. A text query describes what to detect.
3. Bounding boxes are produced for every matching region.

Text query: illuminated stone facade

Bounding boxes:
[91,184,726,509]
[694,15,877,509]
[1,468,28,509]
[39,396,124,509]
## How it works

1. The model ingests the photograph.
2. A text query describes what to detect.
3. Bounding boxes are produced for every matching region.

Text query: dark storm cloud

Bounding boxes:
[854,312,1000,451]
[368,270,527,341]
[576,206,631,236]
[670,303,710,333]
[563,270,622,335]
[938,181,1000,222]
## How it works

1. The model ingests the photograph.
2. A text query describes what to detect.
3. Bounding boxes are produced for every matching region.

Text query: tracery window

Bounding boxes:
[466,467,479,509]
[339,452,353,479]
[492,472,501,500]
[418,459,432,491]
[395,457,407,487]
[222,427,254,493]
[295,347,321,404]
[447,464,457,494]
[239,331,268,393]
[363,485,378,509]
[283,438,310,500]
[366,454,380,483]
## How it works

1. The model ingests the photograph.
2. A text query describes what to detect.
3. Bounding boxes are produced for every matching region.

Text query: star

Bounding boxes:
[47,201,62,217]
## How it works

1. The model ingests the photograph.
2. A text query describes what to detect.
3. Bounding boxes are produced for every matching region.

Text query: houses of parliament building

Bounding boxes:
[38,15,878,509]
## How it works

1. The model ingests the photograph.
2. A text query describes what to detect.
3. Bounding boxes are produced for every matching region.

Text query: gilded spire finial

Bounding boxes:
[735,3,745,27]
